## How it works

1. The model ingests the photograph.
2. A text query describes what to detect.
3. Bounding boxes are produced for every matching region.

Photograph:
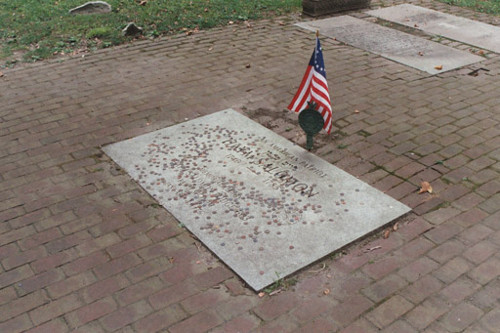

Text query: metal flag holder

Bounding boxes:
[298,101,324,150]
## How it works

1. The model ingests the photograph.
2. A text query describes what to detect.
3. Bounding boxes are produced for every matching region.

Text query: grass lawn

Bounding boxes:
[0,0,301,66]
[439,0,500,15]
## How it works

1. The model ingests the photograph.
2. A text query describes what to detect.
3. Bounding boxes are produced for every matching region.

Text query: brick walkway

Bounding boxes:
[1,0,499,331]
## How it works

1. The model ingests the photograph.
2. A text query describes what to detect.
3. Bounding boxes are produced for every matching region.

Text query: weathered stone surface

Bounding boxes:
[296,16,484,75]
[69,1,111,15]
[368,4,500,53]
[122,23,143,36]
[104,109,410,290]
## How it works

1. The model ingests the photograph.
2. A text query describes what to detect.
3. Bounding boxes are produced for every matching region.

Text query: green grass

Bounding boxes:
[0,0,301,65]
[439,0,500,15]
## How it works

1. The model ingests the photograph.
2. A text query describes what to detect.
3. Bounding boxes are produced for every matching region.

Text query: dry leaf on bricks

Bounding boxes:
[419,181,433,194]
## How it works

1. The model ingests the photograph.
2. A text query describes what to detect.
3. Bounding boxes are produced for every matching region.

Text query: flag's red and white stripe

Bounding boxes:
[287,37,333,134]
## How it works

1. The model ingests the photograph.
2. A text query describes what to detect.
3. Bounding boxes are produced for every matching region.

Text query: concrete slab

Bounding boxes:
[296,16,484,74]
[103,109,411,290]
[368,4,500,53]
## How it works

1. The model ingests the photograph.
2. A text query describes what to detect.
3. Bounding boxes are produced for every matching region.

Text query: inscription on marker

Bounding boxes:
[104,109,410,290]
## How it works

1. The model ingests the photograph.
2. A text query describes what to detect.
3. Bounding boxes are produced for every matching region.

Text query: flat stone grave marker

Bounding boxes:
[104,109,411,290]
[296,16,483,74]
[368,4,500,53]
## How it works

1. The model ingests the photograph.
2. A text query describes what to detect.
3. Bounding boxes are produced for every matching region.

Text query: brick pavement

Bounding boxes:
[1,0,499,331]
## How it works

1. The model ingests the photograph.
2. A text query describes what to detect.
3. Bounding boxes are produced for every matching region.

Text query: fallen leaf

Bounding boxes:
[419,181,433,194]
[258,292,265,298]
[196,260,201,264]
[354,109,360,113]
[204,8,208,12]
[278,21,285,26]
[418,51,424,56]
[0,71,4,77]
[245,63,251,68]
[245,21,253,29]
[434,65,443,70]
[139,0,147,5]
[208,47,213,51]
[414,24,419,28]
[323,288,330,295]
[478,50,485,55]
[393,222,399,231]
[228,20,234,25]
[383,229,391,239]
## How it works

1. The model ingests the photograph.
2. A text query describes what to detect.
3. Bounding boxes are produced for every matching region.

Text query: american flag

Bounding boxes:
[287,36,333,133]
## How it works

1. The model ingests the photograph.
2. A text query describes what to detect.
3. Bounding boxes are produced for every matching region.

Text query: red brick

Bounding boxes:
[146,224,181,242]
[0,226,36,247]
[399,274,443,304]
[330,294,373,327]
[62,251,109,276]
[224,277,249,296]
[82,275,130,303]
[115,277,164,306]
[0,243,19,261]
[8,209,51,229]
[30,249,77,274]
[0,286,17,306]
[440,276,481,304]
[168,309,223,333]
[192,266,234,289]
[398,257,439,282]
[479,308,500,332]
[44,231,91,254]
[362,256,403,280]
[291,297,333,323]
[215,295,259,321]
[405,296,449,331]
[440,302,483,332]
[365,295,414,329]
[433,257,473,283]
[17,269,64,295]
[424,207,461,225]
[148,280,198,310]
[454,208,489,227]
[427,239,465,263]
[341,317,378,333]
[133,304,188,332]
[2,246,48,270]
[0,290,49,322]
[105,234,151,258]
[93,252,141,279]
[75,233,121,256]
[395,237,435,259]
[125,256,172,283]
[424,222,463,244]
[0,314,33,333]
[397,217,433,241]
[181,287,229,315]
[65,297,117,328]
[18,228,62,251]
[24,318,69,333]
[361,273,408,303]
[253,292,299,321]
[469,257,500,285]
[47,270,96,299]
[100,300,153,331]
[463,240,498,264]
[29,293,83,325]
